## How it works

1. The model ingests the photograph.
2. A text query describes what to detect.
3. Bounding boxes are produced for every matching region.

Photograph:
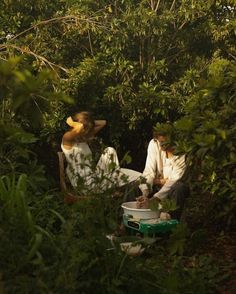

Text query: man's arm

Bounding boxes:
[153,155,186,200]
[139,139,162,195]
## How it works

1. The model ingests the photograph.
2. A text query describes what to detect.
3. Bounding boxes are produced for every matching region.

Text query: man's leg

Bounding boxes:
[169,181,190,220]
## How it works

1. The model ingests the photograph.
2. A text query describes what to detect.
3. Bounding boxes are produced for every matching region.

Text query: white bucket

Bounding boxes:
[121,201,159,220]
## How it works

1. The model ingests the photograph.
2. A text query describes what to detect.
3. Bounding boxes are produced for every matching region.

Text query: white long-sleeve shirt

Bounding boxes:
[139,139,186,200]
[139,139,163,191]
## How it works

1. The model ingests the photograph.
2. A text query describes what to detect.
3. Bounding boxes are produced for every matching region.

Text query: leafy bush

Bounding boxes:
[174,59,236,228]
[0,172,223,294]
[0,2,235,292]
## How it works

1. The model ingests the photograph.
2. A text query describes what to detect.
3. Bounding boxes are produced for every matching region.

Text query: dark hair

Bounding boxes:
[153,122,175,150]
[153,122,174,138]
[72,111,95,141]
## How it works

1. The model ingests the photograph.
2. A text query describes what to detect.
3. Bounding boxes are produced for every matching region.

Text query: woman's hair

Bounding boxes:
[72,111,95,141]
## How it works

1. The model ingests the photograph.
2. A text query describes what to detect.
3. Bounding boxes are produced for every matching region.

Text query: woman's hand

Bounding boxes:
[66,116,75,127]
[93,120,106,135]
[66,117,84,133]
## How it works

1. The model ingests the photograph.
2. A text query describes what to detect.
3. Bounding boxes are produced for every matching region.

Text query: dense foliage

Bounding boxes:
[0,0,235,293]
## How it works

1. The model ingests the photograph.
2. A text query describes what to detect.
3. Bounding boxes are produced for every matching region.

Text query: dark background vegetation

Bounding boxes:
[0,0,235,293]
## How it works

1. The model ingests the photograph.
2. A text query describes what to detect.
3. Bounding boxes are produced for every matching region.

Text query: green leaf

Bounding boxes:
[27,233,43,261]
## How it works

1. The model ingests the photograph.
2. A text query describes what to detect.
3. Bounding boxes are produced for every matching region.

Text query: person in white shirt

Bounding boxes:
[137,125,189,220]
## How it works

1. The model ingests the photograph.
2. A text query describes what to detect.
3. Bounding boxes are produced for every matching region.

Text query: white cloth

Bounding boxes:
[61,142,141,192]
[139,139,163,192]
[139,139,186,200]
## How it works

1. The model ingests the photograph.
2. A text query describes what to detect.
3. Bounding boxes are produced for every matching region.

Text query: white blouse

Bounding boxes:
[61,141,142,192]
[61,142,94,188]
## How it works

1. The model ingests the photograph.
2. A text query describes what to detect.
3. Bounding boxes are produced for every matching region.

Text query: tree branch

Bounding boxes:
[149,0,155,10]
[155,0,161,12]
[228,52,236,61]
[178,20,187,30]
[87,30,94,56]
[0,44,69,74]
[9,14,106,42]
[170,0,176,12]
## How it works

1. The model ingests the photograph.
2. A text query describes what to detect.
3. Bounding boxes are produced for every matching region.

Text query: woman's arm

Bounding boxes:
[62,117,84,149]
[93,120,106,135]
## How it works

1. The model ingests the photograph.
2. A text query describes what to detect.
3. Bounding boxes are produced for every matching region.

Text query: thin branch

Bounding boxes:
[155,0,161,12]
[178,20,187,30]
[87,30,94,56]
[228,52,236,61]
[10,14,106,42]
[32,98,44,116]
[34,94,50,101]
[166,49,185,65]
[0,56,7,61]
[170,0,176,12]
[149,0,155,10]
[0,44,69,74]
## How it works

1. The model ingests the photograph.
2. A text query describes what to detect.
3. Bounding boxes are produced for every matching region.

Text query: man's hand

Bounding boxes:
[160,212,171,220]
[153,176,167,186]
[141,189,150,197]
[136,196,149,209]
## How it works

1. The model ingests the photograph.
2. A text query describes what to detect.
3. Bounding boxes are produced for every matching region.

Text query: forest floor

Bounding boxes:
[208,232,236,294]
